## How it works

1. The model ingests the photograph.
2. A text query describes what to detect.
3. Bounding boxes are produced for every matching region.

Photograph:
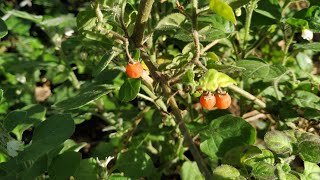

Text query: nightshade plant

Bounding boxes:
[0,0,319,179]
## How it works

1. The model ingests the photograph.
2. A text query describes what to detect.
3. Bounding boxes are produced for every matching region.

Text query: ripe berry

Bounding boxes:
[200,93,216,110]
[215,93,231,109]
[126,61,143,78]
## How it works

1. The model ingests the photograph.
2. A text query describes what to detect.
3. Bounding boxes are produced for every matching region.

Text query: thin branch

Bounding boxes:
[139,46,213,180]
[228,84,266,108]
[132,0,155,47]
[282,29,295,66]
[242,0,258,57]
[201,39,220,54]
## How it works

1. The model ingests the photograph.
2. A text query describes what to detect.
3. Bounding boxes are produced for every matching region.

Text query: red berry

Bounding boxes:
[215,93,231,109]
[126,61,143,78]
[200,93,216,110]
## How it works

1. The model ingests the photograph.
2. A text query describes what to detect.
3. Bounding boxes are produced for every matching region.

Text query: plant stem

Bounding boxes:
[132,0,154,47]
[228,85,266,108]
[140,50,213,179]
[282,31,294,66]
[242,0,258,57]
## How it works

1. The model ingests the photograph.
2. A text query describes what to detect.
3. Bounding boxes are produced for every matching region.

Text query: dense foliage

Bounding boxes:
[0,0,319,179]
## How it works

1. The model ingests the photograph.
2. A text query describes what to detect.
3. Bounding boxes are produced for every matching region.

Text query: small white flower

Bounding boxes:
[64,29,74,37]
[235,8,242,17]
[301,28,313,41]
[7,140,24,157]
[96,156,114,168]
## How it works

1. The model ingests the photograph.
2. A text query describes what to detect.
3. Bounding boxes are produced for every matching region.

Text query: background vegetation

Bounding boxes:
[0,0,319,179]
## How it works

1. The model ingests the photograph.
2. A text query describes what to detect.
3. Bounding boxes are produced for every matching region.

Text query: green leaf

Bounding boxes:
[264,131,293,154]
[94,50,120,76]
[304,161,320,180]
[212,165,241,180]
[119,78,141,102]
[286,18,309,29]
[181,161,204,180]
[304,108,320,121]
[17,114,75,161]
[222,145,273,168]
[155,13,186,31]
[209,0,237,24]
[73,158,100,180]
[116,149,155,179]
[0,19,8,38]
[3,111,28,132]
[200,115,256,159]
[48,151,81,180]
[76,9,97,31]
[9,10,43,23]
[236,59,287,81]
[294,42,320,51]
[198,69,236,92]
[55,84,115,110]
[251,162,277,180]
[296,52,313,71]
[4,105,46,140]
[293,91,320,110]
[298,140,320,164]
[40,14,76,27]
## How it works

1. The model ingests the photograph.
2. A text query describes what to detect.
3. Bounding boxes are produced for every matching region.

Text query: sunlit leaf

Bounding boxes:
[209,0,236,24]
[181,161,204,180]
[198,69,236,91]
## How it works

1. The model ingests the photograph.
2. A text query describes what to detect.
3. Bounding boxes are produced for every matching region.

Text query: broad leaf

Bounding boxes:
[0,19,8,38]
[286,18,309,28]
[3,111,28,132]
[155,13,186,31]
[48,151,81,180]
[73,158,100,180]
[198,69,236,92]
[294,42,320,51]
[200,115,256,159]
[304,161,320,180]
[293,91,320,110]
[3,105,46,140]
[119,78,141,102]
[116,149,155,179]
[264,131,293,154]
[237,59,287,81]
[298,140,320,164]
[17,114,75,161]
[180,161,204,180]
[55,84,115,110]
[296,52,313,71]
[251,162,277,180]
[209,0,236,24]
[212,165,242,179]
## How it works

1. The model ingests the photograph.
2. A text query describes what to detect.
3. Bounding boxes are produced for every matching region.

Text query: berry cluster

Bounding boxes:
[200,92,231,110]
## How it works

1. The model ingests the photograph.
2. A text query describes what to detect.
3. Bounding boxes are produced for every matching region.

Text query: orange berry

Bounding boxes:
[215,93,231,109]
[126,61,143,78]
[200,93,216,110]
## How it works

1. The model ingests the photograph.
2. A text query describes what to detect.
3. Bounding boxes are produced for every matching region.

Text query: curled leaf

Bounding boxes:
[199,69,236,92]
